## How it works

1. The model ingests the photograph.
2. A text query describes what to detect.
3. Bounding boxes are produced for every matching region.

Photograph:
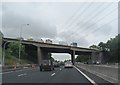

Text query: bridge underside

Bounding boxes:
[25,44,37,63]
[39,47,92,55]
[37,47,94,65]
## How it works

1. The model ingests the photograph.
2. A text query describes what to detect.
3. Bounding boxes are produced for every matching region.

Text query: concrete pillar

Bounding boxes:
[37,47,42,65]
[91,52,96,63]
[98,52,103,64]
[37,47,49,65]
[71,50,75,65]
[91,52,103,64]
[88,55,92,64]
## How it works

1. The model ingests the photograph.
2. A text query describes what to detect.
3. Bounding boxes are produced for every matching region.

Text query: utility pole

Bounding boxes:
[18,24,29,65]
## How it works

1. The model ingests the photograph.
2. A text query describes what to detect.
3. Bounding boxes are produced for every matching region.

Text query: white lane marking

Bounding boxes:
[73,66,97,85]
[18,73,27,77]
[60,68,62,70]
[1,67,38,74]
[51,73,56,76]
[0,71,14,74]
[1,70,24,74]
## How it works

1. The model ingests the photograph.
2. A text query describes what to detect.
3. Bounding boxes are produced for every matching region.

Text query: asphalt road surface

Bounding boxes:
[2,66,93,84]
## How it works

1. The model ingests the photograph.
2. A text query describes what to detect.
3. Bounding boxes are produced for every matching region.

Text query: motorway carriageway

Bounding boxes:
[1,66,96,84]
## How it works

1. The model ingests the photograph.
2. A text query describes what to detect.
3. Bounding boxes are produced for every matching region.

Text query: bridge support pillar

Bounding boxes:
[37,47,42,65]
[37,47,50,65]
[91,52,96,63]
[98,52,103,64]
[71,50,75,65]
[91,52,103,64]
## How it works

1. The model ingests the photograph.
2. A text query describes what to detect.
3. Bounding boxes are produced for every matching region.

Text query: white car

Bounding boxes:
[64,62,73,68]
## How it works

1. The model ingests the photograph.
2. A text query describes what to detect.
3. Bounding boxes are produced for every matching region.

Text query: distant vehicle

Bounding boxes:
[84,62,89,64]
[27,37,34,41]
[92,61,100,65]
[53,62,60,67]
[96,61,100,65]
[59,41,68,46]
[39,39,44,43]
[45,39,52,44]
[70,42,77,47]
[59,61,65,66]
[64,61,73,68]
[40,60,54,71]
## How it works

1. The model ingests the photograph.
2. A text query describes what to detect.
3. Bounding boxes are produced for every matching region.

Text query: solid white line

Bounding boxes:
[73,66,97,85]
[18,73,27,77]
[51,73,56,76]
[89,70,118,82]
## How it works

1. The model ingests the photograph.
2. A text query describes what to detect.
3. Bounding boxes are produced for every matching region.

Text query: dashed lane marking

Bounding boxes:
[18,73,27,77]
[51,73,56,76]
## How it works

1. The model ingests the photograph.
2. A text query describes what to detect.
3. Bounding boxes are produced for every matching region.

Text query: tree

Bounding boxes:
[75,55,89,62]
[48,53,55,61]
[89,44,100,50]
[98,42,107,51]
[108,35,118,62]
[7,42,26,59]
[90,35,119,63]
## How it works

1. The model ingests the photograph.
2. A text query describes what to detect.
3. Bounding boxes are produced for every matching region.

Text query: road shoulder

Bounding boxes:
[75,65,118,85]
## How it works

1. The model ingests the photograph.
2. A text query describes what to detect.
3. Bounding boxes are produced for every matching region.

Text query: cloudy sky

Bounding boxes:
[0,0,118,61]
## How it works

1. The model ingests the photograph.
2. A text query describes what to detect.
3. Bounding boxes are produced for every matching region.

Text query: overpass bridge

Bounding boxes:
[3,38,102,65]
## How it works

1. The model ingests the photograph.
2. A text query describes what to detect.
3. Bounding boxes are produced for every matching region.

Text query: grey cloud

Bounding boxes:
[2,10,57,39]
[93,24,112,36]
[57,21,98,47]
[57,21,112,47]
[58,29,89,47]
[76,21,112,37]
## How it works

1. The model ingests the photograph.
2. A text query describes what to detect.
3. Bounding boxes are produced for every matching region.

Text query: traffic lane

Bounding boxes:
[48,67,92,83]
[2,66,93,84]
[2,67,39,82]
[2,67,60,83]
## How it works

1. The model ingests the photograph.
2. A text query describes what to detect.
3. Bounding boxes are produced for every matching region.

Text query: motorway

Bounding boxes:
[1,66,93,84]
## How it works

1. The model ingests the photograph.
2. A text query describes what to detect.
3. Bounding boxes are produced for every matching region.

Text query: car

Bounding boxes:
[40,60,54,71]
[53,62,60,67]
[64,61,73,68]
[45,39,52,44]
[96,61,100,65]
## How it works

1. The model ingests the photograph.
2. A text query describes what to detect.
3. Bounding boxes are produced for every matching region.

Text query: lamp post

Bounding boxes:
[3,41,9,66]
[18,24,29,64]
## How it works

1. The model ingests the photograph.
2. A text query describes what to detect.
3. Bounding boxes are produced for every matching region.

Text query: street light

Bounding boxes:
[3,41,9,66]
[18,24,29,64]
